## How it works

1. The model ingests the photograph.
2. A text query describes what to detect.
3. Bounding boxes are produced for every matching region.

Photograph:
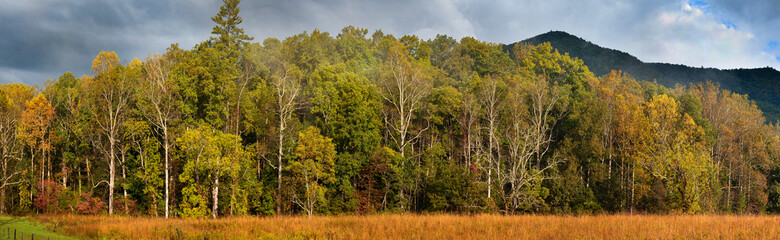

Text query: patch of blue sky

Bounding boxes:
[721,20,737,30]
[768,41,778,49]
[765,41,778,52]
[688,0,710,13]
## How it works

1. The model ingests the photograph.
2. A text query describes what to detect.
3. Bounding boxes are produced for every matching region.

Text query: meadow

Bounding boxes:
[30,214,780,240]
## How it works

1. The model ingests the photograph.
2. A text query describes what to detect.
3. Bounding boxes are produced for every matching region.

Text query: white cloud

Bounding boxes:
[454,0,779,70]
[633,2,777,69]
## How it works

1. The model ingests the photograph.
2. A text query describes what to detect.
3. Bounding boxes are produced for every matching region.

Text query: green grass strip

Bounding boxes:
[0,216,77,240]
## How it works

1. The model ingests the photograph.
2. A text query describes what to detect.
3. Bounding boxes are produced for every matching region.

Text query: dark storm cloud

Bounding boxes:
[707,0,780,23]
[0,0,217,86]
[1,0,778,86]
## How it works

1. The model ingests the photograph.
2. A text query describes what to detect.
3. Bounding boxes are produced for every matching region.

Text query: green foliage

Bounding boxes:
[177,125,249,218]
[173,44,238,129]
[336,26,374,68]
[247,181,275,215]
[310,65,382,155]
[768,164,780,212]
[178,184,210,218]
[17,182,31,213]
[210,0,253,54]
[283,29,337,77]
[459,37,513,76]
[422,143,479,212]
[289,126,336,216]
[124,120,164,216]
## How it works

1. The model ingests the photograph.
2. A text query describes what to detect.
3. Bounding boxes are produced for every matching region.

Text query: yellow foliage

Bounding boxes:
[91,51,119,74]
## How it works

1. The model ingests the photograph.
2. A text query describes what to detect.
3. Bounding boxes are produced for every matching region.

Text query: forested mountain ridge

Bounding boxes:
[505,31,780,121]
[0,0,779,219]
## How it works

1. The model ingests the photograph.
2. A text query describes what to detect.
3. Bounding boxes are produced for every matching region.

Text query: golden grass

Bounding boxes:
[35,214,780,240]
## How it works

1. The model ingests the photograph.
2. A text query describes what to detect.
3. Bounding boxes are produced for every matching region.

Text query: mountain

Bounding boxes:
[503,31,780,122]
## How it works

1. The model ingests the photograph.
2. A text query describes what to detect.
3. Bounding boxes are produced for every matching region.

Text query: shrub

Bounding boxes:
[76,192,106,215]
[33,180,76,213]
[113,196,138,215]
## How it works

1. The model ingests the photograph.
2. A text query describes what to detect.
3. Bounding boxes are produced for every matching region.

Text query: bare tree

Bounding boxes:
[269,62,302,214]
[85,52,135,215]
[500,76,567,213]
[380,47,431,158]
[140,53,179,218]
[476,75,505,200]
[378,45,431,210]
[456,92,480,170]
[0,93,24,214]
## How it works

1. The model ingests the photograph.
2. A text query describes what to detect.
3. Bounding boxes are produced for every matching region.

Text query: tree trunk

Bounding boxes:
[164,129,170,219]
[230,180,235,216]
[212,173,219,219]
[40,149,45,189]
[0,185,5,214]
[487,117,495,199]
[78,164,82,193]
[488,168,492,199]
[108,139,115,216]
[121,151,128,214]
[305,179,313,218]
[256,138,262,180]
[152,197,158,217]
[47,145,52,182]
[86,156,92,190]
[631,166,635,213]
[727,160,732,210]
[61,156,67,187]
[1,159,6,214]
[277,118,284,214]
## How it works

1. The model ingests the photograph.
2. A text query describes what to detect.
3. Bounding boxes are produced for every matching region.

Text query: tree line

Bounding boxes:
[1,0,779,218]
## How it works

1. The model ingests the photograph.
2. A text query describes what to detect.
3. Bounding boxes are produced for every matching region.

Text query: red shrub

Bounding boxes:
[113,196,138,215]
[76,192,106,215]
[33,180,65,213]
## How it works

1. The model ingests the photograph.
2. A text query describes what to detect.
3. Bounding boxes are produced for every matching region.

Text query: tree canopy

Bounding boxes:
[0,0,778,217]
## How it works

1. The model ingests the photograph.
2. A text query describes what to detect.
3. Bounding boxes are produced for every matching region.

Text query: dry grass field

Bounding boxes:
[35,214,780,240]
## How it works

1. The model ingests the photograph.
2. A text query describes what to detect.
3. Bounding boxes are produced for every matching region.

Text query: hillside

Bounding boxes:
[504,31,780,122]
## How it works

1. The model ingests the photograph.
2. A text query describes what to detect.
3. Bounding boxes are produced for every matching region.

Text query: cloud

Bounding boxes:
[237,0,475,41]
[1,0,779,86]
[635,2,773,68]
[0,0,215,85]
[645,2,777,69]
[452,0,778,69]
[705,0,780,65]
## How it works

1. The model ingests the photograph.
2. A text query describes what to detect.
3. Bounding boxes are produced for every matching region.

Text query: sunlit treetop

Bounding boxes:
[210,0,254,53]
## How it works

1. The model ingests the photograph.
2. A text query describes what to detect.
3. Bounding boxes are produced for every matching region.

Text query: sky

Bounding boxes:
[1,0,779,86]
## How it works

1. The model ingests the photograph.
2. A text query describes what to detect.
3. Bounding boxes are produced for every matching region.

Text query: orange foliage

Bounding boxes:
[19,93,56,152]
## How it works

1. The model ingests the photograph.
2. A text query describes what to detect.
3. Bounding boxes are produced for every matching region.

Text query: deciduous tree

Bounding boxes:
[83,51,135,215]
[18,93,56,191]
[178,125,248,218]
[289,126,336,217]
[139,51,180,218]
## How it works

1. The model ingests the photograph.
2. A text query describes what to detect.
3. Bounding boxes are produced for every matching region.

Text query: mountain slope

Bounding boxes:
[504,31,780,122]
